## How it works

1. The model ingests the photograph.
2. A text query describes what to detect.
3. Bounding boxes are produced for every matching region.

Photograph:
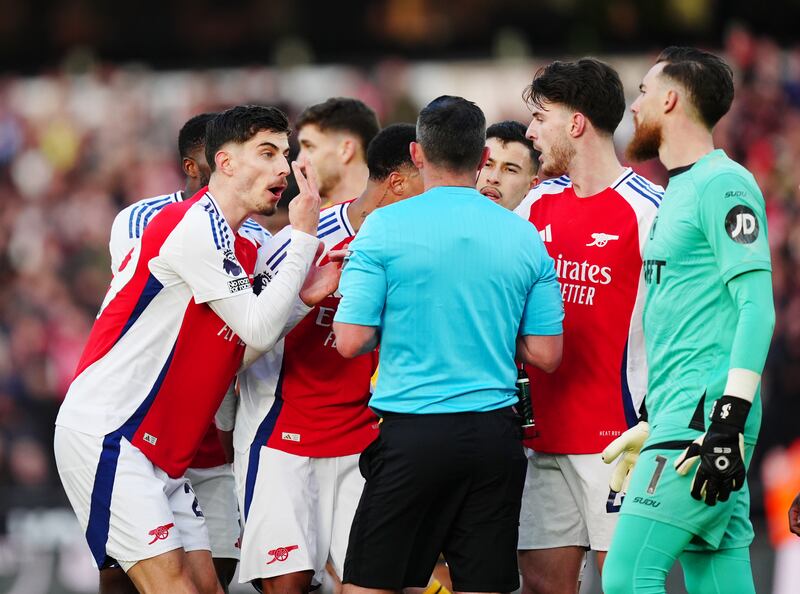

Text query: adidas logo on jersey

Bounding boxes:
[539,224,552,243]
[143,433,158,446]
[282,432,301,442]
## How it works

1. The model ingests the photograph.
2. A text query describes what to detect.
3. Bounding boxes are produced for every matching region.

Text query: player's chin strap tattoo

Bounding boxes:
[674,368,760,506]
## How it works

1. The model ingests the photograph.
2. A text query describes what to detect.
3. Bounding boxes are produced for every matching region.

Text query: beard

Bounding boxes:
[257,202,277,216]
[626,118,663,162]
[317,169,340,200]
[540,134,575,178]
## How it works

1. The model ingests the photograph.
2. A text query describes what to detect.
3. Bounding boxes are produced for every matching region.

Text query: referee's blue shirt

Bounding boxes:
[334,186,563,414]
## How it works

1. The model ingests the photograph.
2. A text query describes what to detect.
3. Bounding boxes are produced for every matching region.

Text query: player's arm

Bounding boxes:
[333,213,387,359]
[215,380,237,463]
[516,335,562,373]
[674,269,774,502]
[675,173,774,505]
[334,324,379,359]
[109,207,136,274]
[207,229,321,351]
[517,241,564,372]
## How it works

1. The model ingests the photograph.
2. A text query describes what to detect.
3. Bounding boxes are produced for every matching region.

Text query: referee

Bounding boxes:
[333,95,564,594]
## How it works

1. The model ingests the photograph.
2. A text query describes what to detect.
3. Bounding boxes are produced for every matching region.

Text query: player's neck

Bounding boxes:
[658,121,715,170]
[183,180,201,199]
[568,140,625,198]
[326,164,370,206]
[207,179,249,231]
[421,166,478,192]
[348,180,396,232]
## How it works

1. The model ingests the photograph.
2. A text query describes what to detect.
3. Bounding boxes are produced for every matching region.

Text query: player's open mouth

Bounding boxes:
[480,188,501,201]
[269,184,287,199]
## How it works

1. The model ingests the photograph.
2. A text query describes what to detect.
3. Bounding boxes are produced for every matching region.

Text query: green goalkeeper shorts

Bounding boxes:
[619,444,755,551]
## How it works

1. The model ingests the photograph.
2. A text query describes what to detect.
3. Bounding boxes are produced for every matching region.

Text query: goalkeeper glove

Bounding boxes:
[674,395,749,506]
[601,421,650,493]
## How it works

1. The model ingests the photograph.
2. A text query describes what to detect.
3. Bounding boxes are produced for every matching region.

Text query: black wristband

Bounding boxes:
[709,395,751,432]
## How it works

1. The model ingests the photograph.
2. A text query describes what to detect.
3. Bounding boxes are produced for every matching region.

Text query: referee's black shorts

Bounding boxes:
[343,406,527,592]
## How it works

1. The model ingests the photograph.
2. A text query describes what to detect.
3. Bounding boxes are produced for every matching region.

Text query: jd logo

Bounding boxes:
[725,206,758,244]
[633,496,661,508]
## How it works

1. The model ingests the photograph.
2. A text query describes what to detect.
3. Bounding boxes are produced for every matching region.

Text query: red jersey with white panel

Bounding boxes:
[57,190,259,478]
[513,171,661,454]
[235,201,379,459]
[108,189,270,469]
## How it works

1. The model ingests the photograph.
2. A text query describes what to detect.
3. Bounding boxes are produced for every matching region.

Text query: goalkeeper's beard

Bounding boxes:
[626,119,663,162]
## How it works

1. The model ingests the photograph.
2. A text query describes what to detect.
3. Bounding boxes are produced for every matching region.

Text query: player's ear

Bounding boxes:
[530,175,539,190]
[387,171,405,197]
[182,157,196,179]
[410,142,425,169]
[339,137,356,164]
[665,89,678,114]
[570,112,586,138]
[215,149,233,176]
[477,146,490,171]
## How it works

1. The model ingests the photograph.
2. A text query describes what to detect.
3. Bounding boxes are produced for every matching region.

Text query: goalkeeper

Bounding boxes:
[601,47,775,594]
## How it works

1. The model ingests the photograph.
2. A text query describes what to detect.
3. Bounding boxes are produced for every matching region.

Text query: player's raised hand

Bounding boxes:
[601,421,649,493]
[674,395,750,506]
[299,244,343,306]
[789,492,800,537]
[289,157,321,236]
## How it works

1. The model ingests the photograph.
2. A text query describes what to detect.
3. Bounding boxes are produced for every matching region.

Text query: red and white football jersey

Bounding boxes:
[107,189,269,469]
[57,190,260,478]
[514,171,662,454]
[235,201,379,458]
[109,190,269,274]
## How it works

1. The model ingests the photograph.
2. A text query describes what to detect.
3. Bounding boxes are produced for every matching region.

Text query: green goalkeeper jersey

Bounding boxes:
[642,149,771,446]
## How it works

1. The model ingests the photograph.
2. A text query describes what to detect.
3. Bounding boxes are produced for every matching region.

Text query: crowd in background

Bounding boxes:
[0,26,799,585]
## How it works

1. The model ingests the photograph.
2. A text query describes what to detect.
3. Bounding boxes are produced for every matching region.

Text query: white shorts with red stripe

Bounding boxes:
[233,446,363,584]
[54,425,210,572]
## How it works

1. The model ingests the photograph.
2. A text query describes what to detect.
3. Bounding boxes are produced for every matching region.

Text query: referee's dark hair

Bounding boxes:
[416,95,486,173]
[296,97,380,155]
[205,105,290,172]
[656,46,734,129]
[367,123,417,181]
[523,58,625,135]
[486,120,540,173]
[178,112,216,159]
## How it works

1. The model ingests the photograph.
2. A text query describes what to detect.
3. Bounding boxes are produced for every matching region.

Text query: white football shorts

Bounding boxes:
[185,464,241,561]
[54,425,210,572]
[233,446,363,585]
[518,449,622,552]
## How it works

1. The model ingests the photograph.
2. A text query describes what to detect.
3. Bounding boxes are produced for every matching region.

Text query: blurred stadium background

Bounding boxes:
[1,1,799,592]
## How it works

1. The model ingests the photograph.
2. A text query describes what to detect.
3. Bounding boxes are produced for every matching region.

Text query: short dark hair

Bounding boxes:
[486,120,539,172]
[205,105,290,172]
[416,95,486,172]
[296,97,380,154]
[178,112,216,159]
[366,123,417,181]
[656,46,734,128]
[523,58,625,135]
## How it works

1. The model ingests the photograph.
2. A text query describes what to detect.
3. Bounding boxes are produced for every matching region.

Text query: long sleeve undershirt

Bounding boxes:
[208,229,318,352]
